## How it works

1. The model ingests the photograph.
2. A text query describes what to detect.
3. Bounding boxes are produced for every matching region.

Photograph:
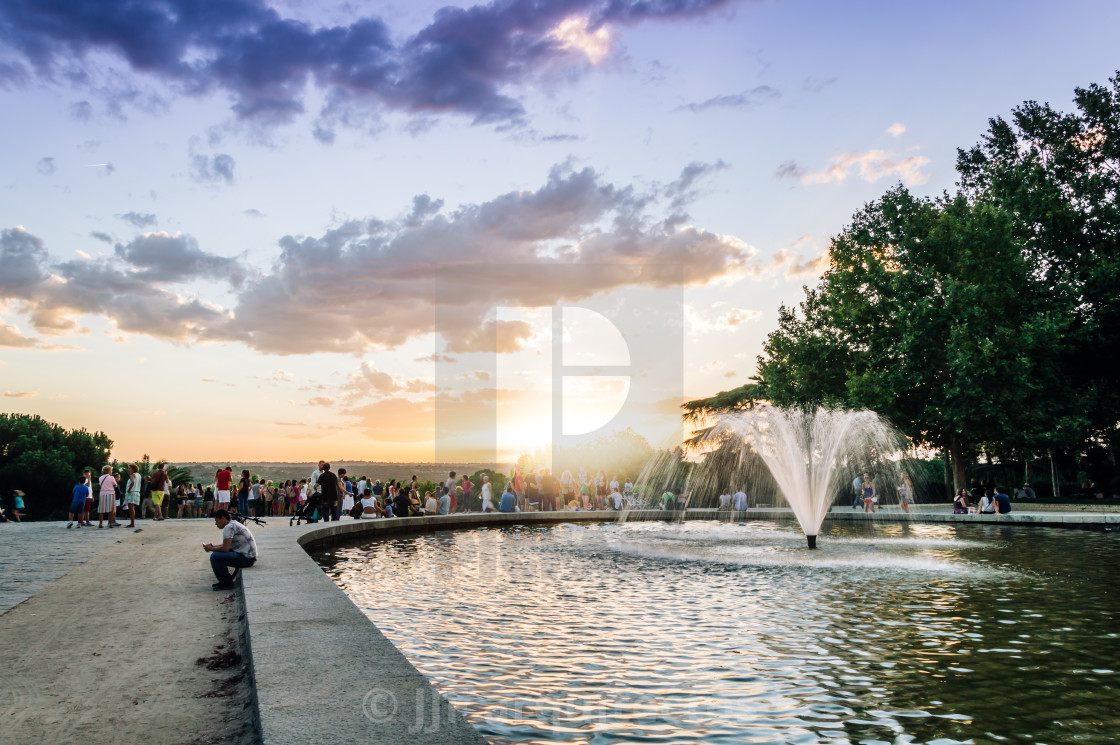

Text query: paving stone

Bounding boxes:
[0,523,128,615]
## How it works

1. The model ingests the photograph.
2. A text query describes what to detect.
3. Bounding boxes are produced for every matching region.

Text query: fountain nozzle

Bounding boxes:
[806,535,817,549]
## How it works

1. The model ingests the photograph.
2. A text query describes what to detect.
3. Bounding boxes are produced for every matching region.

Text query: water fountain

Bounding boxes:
[673,404,909,548]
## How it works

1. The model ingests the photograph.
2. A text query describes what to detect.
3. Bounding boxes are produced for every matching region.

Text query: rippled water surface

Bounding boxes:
[314,521,1120,744]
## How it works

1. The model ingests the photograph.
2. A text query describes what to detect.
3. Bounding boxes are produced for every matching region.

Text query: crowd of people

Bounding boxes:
[48,462,642,528]
[297,463,639,522]
[27,460,1084,530]
[952,480,1017,515]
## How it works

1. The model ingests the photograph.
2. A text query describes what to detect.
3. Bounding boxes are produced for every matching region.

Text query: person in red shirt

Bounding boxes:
[512,469,526,511]
[215,466,233,511]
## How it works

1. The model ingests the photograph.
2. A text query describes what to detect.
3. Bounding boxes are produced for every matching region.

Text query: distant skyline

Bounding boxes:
[2,0,1118,461]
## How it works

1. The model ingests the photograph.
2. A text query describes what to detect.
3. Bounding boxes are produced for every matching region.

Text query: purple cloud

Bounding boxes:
[0,0,744,130]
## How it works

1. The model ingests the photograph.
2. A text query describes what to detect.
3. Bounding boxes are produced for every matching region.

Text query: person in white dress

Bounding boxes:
[481,475,495,512]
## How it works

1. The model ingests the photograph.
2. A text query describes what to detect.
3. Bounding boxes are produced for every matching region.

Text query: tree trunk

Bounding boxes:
[949,437,967,494]
[1050,449,1060,498]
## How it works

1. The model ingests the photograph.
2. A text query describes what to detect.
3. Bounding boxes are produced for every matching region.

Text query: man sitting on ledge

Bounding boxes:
[994,486,1012,515]
[203,509,258,591]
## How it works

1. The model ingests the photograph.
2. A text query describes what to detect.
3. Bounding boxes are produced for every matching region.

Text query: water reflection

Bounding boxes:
[314,521,1120,744]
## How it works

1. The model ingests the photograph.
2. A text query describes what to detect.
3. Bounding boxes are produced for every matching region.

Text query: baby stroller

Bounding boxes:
[290,495,322,526]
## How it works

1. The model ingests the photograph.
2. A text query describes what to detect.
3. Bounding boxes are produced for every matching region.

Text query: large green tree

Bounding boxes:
[956,71,1120,449]
[0,413,113,519]
[753,190,1082,489]
[688,73,1120,492]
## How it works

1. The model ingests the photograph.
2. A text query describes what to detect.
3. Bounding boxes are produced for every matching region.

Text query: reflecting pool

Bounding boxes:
[314,521,1120,744]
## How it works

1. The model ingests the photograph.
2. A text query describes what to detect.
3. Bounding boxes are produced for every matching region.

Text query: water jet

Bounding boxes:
[670,404,910,548]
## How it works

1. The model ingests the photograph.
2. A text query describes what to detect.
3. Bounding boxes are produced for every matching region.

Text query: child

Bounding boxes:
[67,479,88,528]
[81,469,94,526]
[10,490,24,522]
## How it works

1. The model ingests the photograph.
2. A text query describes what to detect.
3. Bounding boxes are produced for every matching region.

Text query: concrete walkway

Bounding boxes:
[2,507,1118,745]
[0,520,260,745]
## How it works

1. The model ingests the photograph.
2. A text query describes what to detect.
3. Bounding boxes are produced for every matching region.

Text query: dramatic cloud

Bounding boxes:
[114,232,248,285]
[676,85,779,113]
[405,194,444,226]
[190,153,236,184]
[0,225,229,339]
[0,0,743,132]
[216,161,756,354]
[801,149,930,186]
[0,160,761,354]
[548,16,611,63]
[117,211,157,229]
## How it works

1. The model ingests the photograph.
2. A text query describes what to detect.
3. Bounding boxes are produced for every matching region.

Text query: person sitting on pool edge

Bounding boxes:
[202,509,258,590]
[499,484,518,512]
[993,486,1012,515]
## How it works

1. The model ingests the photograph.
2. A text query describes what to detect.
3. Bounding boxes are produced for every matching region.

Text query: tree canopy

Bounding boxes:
[0,413,113,519]
[686,72,1120,493]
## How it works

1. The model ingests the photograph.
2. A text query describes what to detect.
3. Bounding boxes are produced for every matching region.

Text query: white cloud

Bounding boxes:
[768,247,830,279]
[802,149,930,186]
[0,322,37,348]
[686,303,762,336]
[885,122,906,137]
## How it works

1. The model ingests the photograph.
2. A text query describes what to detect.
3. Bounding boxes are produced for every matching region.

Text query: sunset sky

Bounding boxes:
[1,0,1118,462]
